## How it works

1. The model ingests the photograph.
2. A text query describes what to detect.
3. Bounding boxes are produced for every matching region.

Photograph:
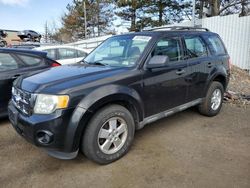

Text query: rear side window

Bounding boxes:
[77,50,87,58]
[205,35,226,55]
[0,53,18,71]
[184,36,207,58]
[153,37,182,62]
[44,49,56,60]
[17,54,43,66]
[58,48,77,60]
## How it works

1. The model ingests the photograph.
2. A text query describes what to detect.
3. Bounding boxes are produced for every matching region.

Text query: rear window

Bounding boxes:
[77,50,87,58]
[205,35,226,55]
[0,53,18,71]
[17,54,43,66]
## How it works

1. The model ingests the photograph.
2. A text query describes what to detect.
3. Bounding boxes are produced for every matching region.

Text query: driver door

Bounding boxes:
[142,36,189,117]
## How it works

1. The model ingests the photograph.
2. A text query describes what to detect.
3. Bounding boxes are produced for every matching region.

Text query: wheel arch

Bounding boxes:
[204,66,228,96]
[65,84,144,152]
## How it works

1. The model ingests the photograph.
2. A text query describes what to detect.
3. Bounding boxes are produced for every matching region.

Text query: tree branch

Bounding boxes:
[219,1,242,14]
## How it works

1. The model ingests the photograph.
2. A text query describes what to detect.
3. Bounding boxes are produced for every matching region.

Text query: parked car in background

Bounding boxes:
[34,46,89,65]
[0,48,60,117]
[17,30,41,42]
[0,30,7,47]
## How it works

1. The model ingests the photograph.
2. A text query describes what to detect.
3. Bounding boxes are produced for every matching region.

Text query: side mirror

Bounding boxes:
[146,55,170,69]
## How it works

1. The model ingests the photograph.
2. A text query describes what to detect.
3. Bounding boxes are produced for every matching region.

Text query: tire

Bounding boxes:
[198,81,224,117]
[27,34,32,41]
[0,41,5,47]
[82,104,135,164]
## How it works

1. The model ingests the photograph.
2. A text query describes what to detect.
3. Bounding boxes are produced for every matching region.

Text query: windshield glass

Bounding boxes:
[84,35,152,67]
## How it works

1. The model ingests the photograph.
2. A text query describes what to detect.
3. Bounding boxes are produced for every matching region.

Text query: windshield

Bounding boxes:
[84,35,152,67]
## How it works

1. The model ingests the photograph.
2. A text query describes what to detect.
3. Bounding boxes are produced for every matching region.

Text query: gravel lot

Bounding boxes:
[0,104,249,188]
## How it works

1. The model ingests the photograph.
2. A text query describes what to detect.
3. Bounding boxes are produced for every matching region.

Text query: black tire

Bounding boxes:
[27,34,32,41]
[198,81,224,117]
[0,41,6,47]
[82,104,135,164]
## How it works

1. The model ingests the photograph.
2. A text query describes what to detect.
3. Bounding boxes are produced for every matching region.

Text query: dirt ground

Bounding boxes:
[0,104,249,188]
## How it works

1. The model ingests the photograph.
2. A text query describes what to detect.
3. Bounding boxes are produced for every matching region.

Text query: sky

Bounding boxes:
[0,0,71,33]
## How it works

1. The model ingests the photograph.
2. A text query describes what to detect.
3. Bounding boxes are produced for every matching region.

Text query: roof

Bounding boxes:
[34,45,89,53]
[0,47,47,57]
[114,26,215,38]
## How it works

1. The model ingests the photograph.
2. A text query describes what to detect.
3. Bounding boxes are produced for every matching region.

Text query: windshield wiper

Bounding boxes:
[88,61,108,66]
[79,59,89,65]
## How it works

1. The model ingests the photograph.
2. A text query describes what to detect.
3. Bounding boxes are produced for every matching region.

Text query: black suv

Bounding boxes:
[8,27,230,164]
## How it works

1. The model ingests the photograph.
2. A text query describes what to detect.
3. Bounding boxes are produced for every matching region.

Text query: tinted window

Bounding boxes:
[184,36,207,58]
[58,48,77,60]
[18,54,43,66]
[153,37,182,61]
[206,35,226,55]
[0,53,18,71]
[45,49,56,60]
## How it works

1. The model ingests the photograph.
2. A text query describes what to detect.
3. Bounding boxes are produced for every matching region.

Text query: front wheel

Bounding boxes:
[82,104,135,164]
[198,81,224,117]
[0,40,6,47]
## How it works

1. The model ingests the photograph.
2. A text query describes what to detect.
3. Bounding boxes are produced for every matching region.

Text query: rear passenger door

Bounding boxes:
[183,35,211,102]
[142,36,188,117]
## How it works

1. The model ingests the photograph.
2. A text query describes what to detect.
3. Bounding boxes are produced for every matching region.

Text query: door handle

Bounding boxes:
[176,69,185,75]
[207,62,212,68]
[12,74,20,79]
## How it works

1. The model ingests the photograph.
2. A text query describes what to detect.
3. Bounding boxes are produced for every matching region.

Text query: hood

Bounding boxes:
[16,64,130,93]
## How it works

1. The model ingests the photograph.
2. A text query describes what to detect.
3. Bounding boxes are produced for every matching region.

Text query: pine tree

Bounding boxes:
[59,0,114,42]
[115,0,147,31]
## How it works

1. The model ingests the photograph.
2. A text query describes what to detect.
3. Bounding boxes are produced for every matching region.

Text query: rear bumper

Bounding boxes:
[8,101,87,159]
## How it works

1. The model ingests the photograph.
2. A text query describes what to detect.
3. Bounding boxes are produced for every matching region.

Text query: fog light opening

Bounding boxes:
[36,130,53,145]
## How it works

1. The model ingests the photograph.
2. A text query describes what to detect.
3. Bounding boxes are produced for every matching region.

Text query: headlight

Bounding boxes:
[34,94,69,114]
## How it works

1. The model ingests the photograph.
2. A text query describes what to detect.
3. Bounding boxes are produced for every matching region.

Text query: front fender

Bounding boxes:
[78,84,143,113]
[64,84,144,152]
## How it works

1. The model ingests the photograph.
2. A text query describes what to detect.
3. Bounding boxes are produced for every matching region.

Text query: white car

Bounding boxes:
[34,46,89,65]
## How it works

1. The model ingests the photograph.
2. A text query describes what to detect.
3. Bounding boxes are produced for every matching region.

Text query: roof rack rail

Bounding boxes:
[145,26,210,32]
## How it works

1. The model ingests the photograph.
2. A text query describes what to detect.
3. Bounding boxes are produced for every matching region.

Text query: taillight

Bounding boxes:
[51,62,61,67]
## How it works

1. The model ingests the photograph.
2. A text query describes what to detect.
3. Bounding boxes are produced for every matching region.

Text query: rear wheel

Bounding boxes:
[198,81,224,117]
[27,34,32,41]
[82,104,135,164]
[0,41,6,47]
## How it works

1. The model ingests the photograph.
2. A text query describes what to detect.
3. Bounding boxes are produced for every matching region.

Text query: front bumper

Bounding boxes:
[8,101,84,159]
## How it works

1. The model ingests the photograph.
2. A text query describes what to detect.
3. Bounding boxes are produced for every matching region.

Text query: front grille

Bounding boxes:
[12,87,32,115]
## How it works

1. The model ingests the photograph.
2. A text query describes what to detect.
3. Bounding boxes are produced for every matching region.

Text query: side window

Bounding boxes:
[17,54,43,66]
[45,49,56,60]
[153,37,182,62]
[77,50,87,58]
[184,36,207,58]
[0,53,19,71]
[205,35,226,55]
[128,39,148,58]
[58,48,77,60]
